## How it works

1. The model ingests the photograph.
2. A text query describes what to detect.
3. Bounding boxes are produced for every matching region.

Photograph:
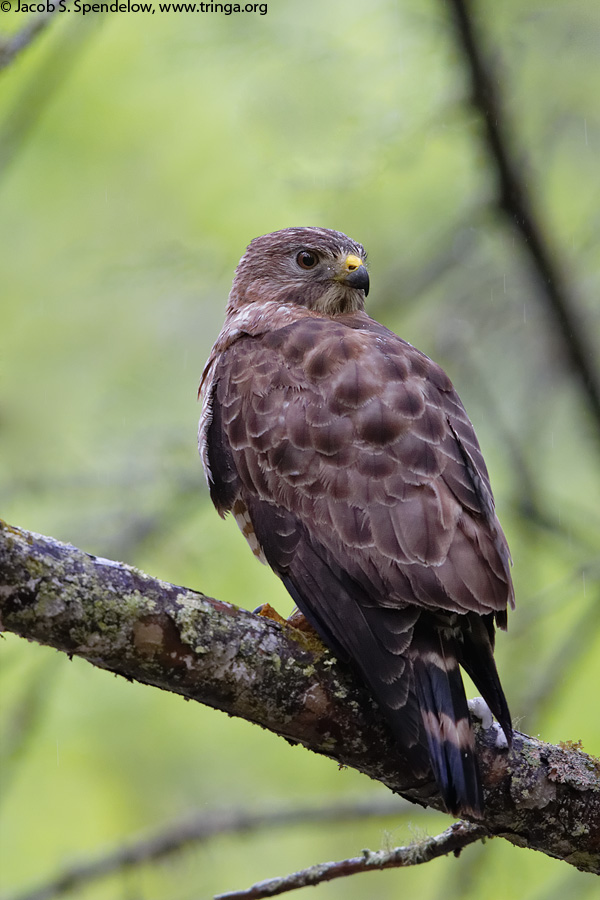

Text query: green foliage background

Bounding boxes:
[1,1,599,898]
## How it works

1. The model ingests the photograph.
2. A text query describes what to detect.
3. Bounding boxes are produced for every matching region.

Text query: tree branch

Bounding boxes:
[0,0,65,72]
[6,798,407,900]
[215,821,488,899]
[1,520,599,875]
[443,0,600,440]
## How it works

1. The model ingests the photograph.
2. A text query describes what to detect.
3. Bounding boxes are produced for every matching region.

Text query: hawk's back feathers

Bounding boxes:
[199,227,514,817]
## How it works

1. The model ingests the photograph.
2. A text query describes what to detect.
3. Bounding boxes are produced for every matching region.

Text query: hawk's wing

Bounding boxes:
[202,311,513,815]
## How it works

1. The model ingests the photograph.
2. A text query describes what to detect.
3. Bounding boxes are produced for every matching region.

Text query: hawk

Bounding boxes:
[199,226,514,817]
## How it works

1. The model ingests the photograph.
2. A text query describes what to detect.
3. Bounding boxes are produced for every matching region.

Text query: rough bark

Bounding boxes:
[1,519,599,874]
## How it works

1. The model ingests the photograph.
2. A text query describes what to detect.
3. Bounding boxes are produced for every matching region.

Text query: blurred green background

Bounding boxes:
[1,1,599,898]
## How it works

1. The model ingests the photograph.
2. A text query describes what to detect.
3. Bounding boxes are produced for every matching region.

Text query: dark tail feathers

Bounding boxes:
[412,627,483,818]
[460,612,513,746]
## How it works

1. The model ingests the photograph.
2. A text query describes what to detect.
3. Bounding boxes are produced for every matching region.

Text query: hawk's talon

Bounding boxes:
[286,609,321,637]
[253,604,325,653]
[253,603,288,626]
[254,604,321,639]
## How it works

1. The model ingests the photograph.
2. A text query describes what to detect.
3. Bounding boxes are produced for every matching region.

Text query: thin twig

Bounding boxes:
[444,0,600,440]
[215,822,488,899]
[0,0,66,71]
[3,799,407,900]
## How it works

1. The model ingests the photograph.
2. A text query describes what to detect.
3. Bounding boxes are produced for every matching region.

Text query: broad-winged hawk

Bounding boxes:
[199,226,514,817]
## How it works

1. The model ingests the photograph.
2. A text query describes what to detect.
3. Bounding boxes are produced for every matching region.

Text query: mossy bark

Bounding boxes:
[1,519,599,874]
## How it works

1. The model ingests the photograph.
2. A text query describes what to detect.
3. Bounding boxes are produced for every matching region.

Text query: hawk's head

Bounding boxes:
[228,226,370,317]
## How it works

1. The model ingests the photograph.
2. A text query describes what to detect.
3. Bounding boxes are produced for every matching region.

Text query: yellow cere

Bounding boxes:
[344,253,363,271]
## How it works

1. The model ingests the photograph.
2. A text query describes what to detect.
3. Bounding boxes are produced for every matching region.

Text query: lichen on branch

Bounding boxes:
[0,519,599,875]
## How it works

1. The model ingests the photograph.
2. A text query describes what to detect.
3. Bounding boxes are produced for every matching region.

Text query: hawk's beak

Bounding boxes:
[336,253,370,296]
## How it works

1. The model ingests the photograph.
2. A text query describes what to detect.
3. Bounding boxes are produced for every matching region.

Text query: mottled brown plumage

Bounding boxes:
[199,227,514,817]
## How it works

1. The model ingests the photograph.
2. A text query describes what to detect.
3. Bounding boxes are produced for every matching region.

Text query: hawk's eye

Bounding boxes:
[296,250,318,270]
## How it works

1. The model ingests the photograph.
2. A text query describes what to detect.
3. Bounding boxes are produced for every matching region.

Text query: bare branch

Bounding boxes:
[215,821,488,899]
[0,1,65,72]
[1,520,599,875]
[5,798,407,900]
[443,0,600,440]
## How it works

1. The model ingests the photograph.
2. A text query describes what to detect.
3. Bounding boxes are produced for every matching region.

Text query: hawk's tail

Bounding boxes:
[459,612,513,747]
[411,626,483,818]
